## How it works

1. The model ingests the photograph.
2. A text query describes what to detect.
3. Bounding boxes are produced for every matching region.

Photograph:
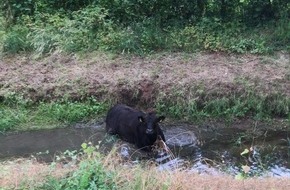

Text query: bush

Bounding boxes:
[1,2,289,55]
[2,25,32,53]
[271,18,290,50]
[40,144,116,190]
[57,158,116,190]
[24,6,113,55]
[99,19,167,54]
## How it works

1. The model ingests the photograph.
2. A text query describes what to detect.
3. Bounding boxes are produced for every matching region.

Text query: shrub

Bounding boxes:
[58,158,116,190]
[40,144,116,190]
[1,2,289,55]
[2,25,32,53]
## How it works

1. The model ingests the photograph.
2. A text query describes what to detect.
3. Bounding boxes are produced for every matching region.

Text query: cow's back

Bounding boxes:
[105,104,143,143]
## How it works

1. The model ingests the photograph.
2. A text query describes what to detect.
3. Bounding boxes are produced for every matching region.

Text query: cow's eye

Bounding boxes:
[138,116,145,122]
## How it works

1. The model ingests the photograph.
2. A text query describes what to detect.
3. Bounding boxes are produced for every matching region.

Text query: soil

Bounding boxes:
[1,51,290,106]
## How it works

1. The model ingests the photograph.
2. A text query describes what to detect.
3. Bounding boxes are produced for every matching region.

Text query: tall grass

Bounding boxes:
[1,5,289,56]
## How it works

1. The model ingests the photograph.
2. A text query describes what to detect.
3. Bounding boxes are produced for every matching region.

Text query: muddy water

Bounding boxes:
[0,124,104,162]
[0,122,289,177]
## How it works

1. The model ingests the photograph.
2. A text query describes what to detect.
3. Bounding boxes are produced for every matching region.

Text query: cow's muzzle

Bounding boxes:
[146,128,154,134]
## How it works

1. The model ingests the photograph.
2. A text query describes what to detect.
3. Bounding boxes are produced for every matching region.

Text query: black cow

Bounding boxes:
[105,104,165,151]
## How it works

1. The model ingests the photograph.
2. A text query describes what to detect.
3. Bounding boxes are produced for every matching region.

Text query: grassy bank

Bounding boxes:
[1,51,290,132]
[1,88,289,132]
[0,95,109,132]
[156,89,290,122]
[1,146,290,190]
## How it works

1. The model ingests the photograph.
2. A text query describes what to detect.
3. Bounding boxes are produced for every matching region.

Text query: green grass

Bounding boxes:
[1,87,289,132]
[156,90,290,123]
[37,144,169,190]
[0,97,109,132]
[41,154,116,190]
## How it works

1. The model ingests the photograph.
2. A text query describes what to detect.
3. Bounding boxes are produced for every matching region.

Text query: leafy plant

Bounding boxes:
[41,143,116,190]
[2,25,32,53]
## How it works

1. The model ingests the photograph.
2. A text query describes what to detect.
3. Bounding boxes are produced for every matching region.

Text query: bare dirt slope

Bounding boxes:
[0,51,289,105]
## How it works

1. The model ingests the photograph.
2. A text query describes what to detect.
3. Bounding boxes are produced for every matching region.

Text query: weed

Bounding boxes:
[0,93,32,131]
[39,143,116,190]
[0,106,26,131]
[1,142,290,190]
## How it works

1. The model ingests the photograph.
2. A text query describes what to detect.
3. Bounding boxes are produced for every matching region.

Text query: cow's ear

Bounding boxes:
[157,116,165,122]
[138,116,145,122]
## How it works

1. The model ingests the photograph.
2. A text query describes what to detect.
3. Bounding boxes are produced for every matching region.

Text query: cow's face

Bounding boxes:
[138,113,165,135]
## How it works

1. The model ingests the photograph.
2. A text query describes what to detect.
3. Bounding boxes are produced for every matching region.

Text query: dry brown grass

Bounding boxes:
[1,52,289,102]
[161,171,290,190]
[1,153,289,190]
[112,165,290,190]
[102,148,290,190]
[0,158,75,189]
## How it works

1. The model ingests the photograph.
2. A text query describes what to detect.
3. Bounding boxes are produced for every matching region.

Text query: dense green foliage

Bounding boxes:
[0,0,289,55]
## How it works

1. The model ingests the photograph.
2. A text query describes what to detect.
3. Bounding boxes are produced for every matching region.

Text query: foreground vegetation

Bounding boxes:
[1,144,290,190]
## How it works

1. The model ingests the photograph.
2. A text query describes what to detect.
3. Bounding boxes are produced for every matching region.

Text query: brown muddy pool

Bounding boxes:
[0,122,289,177]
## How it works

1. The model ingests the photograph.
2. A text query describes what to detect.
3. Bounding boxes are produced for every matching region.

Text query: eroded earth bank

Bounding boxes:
[1,52,290,106]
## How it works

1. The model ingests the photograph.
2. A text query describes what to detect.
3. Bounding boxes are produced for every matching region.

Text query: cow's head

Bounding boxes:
[138,112,165,135]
